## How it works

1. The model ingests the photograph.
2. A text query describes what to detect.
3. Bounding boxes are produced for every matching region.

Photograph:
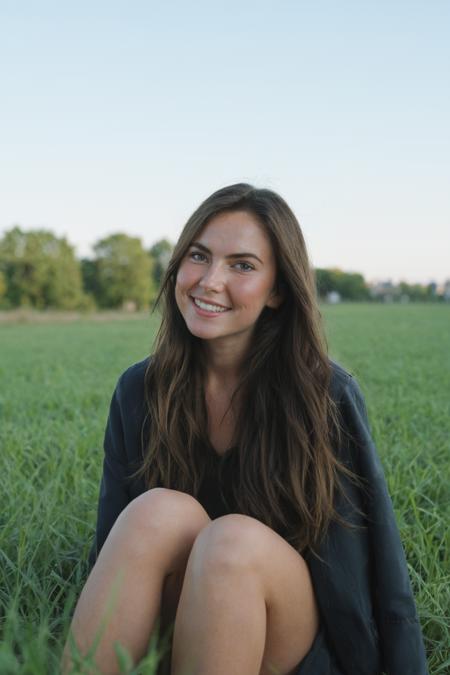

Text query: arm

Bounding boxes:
[87,381,131,571]
[341,376,428,674]
[88,358,150,570]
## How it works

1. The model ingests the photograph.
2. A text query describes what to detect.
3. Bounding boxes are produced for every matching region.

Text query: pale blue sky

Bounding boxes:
[1,1,449,284]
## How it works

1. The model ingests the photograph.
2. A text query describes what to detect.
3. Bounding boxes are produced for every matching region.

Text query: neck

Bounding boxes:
[201,338,248,390]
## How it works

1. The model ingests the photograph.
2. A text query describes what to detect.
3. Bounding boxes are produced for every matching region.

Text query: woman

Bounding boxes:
[62,184,427,674]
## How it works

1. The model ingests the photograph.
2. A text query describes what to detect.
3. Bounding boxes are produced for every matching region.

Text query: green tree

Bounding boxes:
[399,281,436,302]
[93,233,154,309]
[0,226,87,309]
[332,269,370,300]
[315,268,334,298]
[80,258,100,299]
[0,269,6,307]
[149,238,174,287]
[315,267,370,300]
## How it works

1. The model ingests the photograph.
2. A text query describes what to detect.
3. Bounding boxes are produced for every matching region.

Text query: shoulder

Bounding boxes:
[328,359,378,471]
[328,358,357,401]
[328,358,370,431]
[116,356,151,390]
[114,356,151,409]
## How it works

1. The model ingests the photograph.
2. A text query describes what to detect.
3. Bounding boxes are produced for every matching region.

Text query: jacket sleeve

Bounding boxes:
[341,376,428,674]
[87,378,131,571]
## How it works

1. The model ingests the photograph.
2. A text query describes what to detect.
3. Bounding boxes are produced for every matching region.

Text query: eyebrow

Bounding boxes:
[190,241,263,264]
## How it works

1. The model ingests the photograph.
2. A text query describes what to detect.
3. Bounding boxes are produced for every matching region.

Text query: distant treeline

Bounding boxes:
[0,226,445,310]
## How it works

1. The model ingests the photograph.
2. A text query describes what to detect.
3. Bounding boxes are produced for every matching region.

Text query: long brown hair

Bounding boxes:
[137,183,364,554]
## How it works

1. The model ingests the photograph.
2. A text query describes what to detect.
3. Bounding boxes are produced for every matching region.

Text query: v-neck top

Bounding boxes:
[196,442,239,519]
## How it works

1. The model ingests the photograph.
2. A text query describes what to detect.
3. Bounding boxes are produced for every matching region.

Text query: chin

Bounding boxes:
[186,325,220,340]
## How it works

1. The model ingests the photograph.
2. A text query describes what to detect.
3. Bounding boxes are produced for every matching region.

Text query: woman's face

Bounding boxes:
[175,210,282,349]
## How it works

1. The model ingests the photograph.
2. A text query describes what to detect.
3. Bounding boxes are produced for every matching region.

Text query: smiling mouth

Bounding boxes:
[190,297,231,313]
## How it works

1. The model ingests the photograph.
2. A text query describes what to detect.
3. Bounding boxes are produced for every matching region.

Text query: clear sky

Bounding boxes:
[1,1,449,285]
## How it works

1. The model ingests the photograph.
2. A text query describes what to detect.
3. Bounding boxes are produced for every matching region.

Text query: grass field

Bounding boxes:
[1,304,449,674]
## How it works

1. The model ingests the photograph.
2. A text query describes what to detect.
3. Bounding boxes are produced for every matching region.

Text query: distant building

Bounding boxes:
[326,291,341,304]
[369,280,399,303]
[443,280,450,301]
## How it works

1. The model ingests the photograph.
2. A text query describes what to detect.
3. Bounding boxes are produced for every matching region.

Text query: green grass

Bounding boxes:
[0,304,449,673]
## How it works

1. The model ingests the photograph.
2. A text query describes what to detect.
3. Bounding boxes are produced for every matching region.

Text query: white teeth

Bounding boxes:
[194,298,228,313]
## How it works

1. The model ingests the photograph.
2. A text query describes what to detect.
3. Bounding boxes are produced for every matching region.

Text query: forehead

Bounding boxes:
[195,210,274,258]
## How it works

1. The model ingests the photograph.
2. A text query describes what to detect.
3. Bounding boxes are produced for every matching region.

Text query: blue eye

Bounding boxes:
[235,262,254,272]
[189,252,206,261]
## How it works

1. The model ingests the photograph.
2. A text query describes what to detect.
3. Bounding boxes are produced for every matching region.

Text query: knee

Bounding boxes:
[118,488,211,550]
[188,514,269,578]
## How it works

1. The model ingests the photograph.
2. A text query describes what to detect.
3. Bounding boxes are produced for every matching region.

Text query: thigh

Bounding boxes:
[257,525,319,675]
[158,569,188,675]
[188,514,319,675]
[160,566,187,638]
[157,501,211,669]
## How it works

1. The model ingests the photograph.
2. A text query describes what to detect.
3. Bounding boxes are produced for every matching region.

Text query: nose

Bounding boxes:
[198,262,226,292]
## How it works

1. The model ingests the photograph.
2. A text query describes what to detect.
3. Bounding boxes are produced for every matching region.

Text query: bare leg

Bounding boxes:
[61,488,211,674]
[171,514,319,675]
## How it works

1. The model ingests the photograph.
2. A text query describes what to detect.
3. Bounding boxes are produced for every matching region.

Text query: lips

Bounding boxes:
[190,296,231,310]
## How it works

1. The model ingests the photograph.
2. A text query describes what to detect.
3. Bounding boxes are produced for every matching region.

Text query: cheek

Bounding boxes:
[175,265,192,293]
[238,280,273,307]
[174,270,185,308]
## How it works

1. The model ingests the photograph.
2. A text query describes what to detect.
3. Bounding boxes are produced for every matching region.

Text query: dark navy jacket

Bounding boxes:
[88,357,428,675]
